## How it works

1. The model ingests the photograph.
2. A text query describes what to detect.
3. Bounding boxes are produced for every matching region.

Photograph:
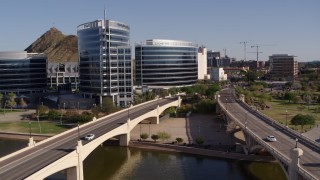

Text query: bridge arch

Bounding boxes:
[26,97,181,180]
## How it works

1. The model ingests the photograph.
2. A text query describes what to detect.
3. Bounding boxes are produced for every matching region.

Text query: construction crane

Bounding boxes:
[240,41,249,61]
[249,44,275,62]
[222,48,227,57]
[249,44,263,62]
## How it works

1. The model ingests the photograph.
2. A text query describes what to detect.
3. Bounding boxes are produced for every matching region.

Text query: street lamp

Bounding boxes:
[149,122,151,135]
[127,102,131,119]
[77,122,80,141]
[245,111,248,128]
[285,110,288,127]
[29,121,32,138]
[295,138,298,148]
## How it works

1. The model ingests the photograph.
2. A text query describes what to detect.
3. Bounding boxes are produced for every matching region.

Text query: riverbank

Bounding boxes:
[129,141,276,163]
[0,132,52,141]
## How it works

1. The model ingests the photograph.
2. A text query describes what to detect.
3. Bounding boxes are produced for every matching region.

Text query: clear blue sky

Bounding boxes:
[0,0,319,61]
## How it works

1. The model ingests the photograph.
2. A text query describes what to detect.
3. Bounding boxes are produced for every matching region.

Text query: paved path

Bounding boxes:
[131,114,245,146]
[303,124,320,143]
[0,110,35,122]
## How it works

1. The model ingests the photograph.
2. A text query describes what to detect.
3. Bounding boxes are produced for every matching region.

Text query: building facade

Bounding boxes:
[211,68,227,82]
[198,47,209,80]
[77,19,132,106]
[135,39,198,88]
[269,54,298,81]
[0,51,47,94]
[47,62,79,92]
[207,50,220,67]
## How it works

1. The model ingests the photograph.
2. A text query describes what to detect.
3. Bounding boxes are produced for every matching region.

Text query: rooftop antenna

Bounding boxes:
[104,7,106,21]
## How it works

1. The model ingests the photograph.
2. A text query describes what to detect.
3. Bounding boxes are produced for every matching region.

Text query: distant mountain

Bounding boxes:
[25,27,78,63]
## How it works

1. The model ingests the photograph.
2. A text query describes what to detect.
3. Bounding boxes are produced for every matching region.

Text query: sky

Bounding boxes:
[0,0,319,62]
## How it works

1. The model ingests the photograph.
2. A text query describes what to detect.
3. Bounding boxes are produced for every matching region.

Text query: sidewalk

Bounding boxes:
[303,124,320,143]
[0,110,36,122]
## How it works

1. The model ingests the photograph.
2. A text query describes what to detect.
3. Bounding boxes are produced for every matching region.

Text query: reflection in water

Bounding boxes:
[0,139,286,180]
[84,146,286,180]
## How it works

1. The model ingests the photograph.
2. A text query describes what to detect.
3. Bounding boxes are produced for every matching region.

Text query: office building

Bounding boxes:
[135,39,198,88]
[207,51,220,67]
[198,47,209,80]
[269,54,298,81]
[211,68,227,81]
[47,62,79,92]
[0,51,47,94]
[77,19,132,107]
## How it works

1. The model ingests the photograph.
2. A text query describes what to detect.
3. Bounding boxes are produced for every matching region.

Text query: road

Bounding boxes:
[0,97,177,180]
[219,88,320,179]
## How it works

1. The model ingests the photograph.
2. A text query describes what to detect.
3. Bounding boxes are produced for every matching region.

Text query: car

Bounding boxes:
[266,135,277,142]
[84,134,95,140]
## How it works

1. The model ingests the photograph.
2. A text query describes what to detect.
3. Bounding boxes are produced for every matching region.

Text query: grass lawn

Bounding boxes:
[0,109,23,115]
[0,121,68,134]
[261,99,320,132]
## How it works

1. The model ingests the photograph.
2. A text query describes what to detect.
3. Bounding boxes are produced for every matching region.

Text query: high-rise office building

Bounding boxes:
[269,54,298,81]
[135,39,198,88]
[0,51,47,94]
[77,19,132,107]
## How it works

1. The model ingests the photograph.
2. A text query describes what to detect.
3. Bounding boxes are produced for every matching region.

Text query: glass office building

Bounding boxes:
[135,39,198,88]
[0,51,47,94]
[77,20,132,106]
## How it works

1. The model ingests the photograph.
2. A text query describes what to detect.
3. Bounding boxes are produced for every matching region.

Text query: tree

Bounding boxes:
[101,97,120,114]
[284,92,295,103]
[151,134,159,142]
[37,105,49,116]
[47,110,60,121]
[19,98,27,109]
[168,87,179,95]
[176,137,183,144]
[195,137,204,145]
[157,131,171,142]
[140,133,149,141]
[206,84,220,97]
[6,92,16,111]
[291,114,316,130]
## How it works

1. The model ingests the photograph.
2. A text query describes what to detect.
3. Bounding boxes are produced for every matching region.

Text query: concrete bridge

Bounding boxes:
[218,88,320,180]
[0,96,181,180]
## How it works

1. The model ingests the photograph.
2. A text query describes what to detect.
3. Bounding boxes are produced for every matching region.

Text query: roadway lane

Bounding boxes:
[0,97,178,180]
[220,89,320,179]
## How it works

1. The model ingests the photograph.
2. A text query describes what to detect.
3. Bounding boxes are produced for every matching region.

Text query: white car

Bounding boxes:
[266,135,277,142]
[84,134,95,140]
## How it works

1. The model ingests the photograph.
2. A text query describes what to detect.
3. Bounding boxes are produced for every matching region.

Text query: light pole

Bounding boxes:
[295,138,298,148]
[127,102,131,119]
[29,121,31,138]
[77,122,80,140]
[149,122,151,135]
[285,110,288,127]
[245,111,248,128]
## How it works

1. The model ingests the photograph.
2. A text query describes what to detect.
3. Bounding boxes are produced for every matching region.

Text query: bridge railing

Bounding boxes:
[235,98,320,152]
[218,92,319,180]
[218,98,290,164]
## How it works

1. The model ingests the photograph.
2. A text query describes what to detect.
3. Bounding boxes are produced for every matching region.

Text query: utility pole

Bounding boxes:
[240,41,248,61]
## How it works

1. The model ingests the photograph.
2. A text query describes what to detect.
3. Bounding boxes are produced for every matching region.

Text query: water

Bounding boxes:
[0,139,286,180]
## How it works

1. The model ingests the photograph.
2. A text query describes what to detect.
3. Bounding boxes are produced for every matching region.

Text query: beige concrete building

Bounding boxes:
[269,54,298,81]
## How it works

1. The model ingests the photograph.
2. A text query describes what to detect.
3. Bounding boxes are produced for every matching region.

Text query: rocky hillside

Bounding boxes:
[25,27,78,63]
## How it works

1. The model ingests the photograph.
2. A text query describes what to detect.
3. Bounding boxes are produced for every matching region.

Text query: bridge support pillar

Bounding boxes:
[178,96,181,108]
[119,133,130,146]
[28,137,36,147]
[75,140,84,180]
[66,167,77,180]
[289,148,303,180]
